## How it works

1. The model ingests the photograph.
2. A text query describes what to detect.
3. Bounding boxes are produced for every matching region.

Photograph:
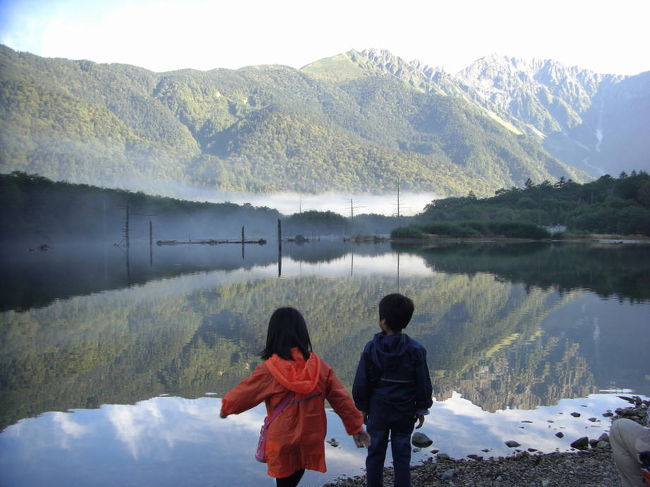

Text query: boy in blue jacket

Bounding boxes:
[352,293,433,487]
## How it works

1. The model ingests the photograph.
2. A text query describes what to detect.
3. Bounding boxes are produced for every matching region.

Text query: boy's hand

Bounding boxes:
[414,414,424,429]
[353,430,371,448]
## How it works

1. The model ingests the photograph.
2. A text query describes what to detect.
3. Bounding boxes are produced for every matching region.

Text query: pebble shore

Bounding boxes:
[323,396,649,487]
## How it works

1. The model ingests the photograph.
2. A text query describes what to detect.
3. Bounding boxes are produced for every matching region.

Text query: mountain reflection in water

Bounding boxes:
[0,241,648,485]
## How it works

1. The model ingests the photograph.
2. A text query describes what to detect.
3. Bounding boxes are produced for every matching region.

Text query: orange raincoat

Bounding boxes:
[220,348,364,478]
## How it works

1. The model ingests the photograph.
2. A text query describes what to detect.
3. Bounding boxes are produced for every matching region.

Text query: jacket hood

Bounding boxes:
[370,332,411,371]
[265,347,321,394]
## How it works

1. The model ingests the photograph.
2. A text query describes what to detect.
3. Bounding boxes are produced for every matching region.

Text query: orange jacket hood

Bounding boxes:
[265,348,321,395]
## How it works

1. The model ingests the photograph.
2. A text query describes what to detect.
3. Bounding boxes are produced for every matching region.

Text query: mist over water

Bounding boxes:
[118,178,439,216]
[216,191,439,217]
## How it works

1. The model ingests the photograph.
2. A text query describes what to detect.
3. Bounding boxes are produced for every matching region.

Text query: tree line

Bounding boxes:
[392,172,650,238]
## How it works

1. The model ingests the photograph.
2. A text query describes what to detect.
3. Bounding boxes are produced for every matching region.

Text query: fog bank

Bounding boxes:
[124,179,439,216]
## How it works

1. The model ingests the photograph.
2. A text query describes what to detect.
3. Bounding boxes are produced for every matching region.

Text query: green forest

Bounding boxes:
[393,172,650,237]
[0,45,585,197]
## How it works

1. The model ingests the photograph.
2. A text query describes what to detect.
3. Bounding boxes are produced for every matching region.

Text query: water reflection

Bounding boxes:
[0,240,401,312]
[0,393,641,487]
[395,242,650,302]
[1,242,649,485]
[0,397,368,487]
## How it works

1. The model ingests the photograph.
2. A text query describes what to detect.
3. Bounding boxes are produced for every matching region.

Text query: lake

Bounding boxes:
[1,240,649,486]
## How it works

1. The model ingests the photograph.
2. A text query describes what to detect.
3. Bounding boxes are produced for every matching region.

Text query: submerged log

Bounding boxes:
[157,239,266,246]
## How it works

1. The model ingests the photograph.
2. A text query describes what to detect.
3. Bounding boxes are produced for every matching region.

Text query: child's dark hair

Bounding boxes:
[379,293,414,331]
[260,307,312,361]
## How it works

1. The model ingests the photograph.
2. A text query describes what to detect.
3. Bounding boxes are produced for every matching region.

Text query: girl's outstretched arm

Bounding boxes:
[325,368,364,435]
[220,364,274,417]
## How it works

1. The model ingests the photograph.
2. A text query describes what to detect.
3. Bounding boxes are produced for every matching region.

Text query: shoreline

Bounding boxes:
[323,396,649,487]
[323,449,617,487]
[389,233,650,245]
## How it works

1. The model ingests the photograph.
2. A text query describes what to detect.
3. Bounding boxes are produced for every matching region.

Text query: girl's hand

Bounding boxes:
[353,430,371,448]
[361,411,368,425]
[414,414,424,429]
[219,412,227,418]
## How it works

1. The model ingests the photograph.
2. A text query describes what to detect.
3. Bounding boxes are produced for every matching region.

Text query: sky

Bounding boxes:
[1,0,649,76]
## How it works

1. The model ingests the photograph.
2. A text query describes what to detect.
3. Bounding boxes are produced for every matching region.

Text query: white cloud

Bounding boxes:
[52,411,90,449]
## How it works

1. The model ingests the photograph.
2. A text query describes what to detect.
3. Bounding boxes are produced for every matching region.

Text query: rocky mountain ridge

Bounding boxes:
[333,49,649,176]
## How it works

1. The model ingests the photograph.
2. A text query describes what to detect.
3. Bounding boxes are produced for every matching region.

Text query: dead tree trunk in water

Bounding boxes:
[278,219,282,277]
[241,226,245,260]
[149,220,153,267]
[123,201,130,249]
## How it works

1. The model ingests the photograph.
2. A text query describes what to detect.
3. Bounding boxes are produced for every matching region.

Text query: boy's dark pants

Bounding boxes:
[366,412,414,487]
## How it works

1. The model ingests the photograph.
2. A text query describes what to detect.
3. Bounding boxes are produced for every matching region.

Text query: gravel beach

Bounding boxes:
[323,396,649,487]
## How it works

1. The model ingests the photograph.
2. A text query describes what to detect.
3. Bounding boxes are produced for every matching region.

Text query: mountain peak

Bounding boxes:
[356,48,447,76]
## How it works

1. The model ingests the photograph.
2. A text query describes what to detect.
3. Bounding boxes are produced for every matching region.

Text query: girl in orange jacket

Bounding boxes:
[220,307,370,487]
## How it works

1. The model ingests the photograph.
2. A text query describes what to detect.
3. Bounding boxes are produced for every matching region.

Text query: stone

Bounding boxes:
[505,440,521,448]
[598,433,609,442]
[555,432,564,438]
[571,412,581,417]
[596,441,609,449]
[327,438,339,447]
[440,469,455,480]
[437,453,450,460]
[570,437,589,450]
[411,432,433,448]
[588,417,598,422]
[467,454,482,461]
[430,449,439,454]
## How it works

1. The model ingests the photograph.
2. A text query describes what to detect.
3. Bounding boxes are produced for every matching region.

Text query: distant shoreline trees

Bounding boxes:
[392,172,650,238]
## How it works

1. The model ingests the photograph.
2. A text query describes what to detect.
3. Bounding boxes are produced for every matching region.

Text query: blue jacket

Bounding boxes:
[352,332,433,418]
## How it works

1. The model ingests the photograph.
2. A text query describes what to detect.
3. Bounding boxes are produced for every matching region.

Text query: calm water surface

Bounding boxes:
[1,241,649,486]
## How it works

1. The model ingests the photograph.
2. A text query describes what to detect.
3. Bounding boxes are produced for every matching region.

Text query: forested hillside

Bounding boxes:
[0,45,586,197]
[403,172,650,236]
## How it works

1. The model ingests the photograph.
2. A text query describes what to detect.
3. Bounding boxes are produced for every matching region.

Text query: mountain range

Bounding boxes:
[0,45,647,199]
